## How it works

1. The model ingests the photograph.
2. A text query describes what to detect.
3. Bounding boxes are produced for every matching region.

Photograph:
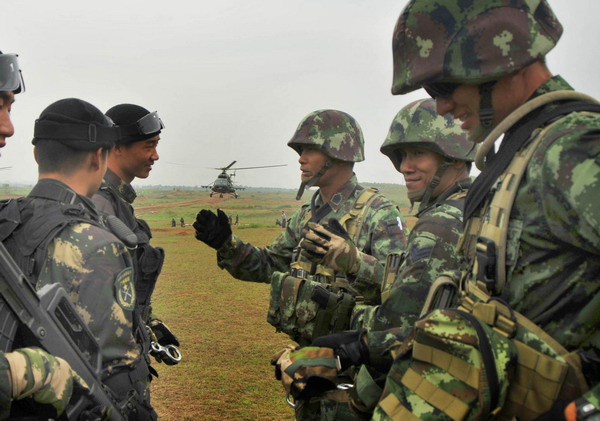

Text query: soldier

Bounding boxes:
[0,98,156,419]
[0,52,90,420]
[274,99,475,420]
[370,0,600,419]
[194,109,407,333]
[91,103,180,362]
[281,210,287,228]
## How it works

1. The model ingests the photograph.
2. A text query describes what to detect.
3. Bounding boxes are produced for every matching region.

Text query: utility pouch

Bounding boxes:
[375,307,517,421]
[268,272,356,346]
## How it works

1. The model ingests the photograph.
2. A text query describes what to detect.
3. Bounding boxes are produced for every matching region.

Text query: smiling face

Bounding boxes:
[433,71,532,143]
[399,146,444,197]
[112,135,160,183]
[0,91,15,150]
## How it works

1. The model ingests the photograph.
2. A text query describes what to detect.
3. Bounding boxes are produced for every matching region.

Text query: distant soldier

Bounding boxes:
[235,214,239,225]
[171,217,176,227]
[372,1,600,419]
[0,98,156,418]
[180,217,185,227]
[280,210,287,228]
[274,99,475,419]
[91,103,180,365]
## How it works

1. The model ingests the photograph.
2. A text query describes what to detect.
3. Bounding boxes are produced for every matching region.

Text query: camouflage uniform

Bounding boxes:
[356,98,475,365]
[218,173,406,304]
[372,1,600,419]
[92,167,165,324]
[217,110,406,306]
[0,178,153,418]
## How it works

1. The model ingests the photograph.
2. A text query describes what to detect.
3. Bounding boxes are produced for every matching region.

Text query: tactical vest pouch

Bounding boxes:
[375,308,516,421]
[459,296,588,420]
[268,272,355,347]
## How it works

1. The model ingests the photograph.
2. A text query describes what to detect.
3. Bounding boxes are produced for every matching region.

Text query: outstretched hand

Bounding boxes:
[193,209,232,249]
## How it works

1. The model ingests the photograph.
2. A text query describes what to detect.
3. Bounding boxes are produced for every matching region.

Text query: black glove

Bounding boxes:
[149,318,180,347]
[193,209,232,249]
[311,330,369,371]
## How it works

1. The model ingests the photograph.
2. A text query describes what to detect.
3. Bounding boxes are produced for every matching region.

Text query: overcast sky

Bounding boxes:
[2,0,599,189]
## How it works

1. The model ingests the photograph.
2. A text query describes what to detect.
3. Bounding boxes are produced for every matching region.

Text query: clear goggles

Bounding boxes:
[135,111,164,135]
[0,54,25,93]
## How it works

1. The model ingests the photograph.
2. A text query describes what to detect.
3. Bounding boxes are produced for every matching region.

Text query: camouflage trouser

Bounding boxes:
[295,389,363,421]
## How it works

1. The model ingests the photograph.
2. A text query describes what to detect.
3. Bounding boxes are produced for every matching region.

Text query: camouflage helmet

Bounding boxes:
[391,0,563,95]
[381,98,474,170]
[287,109,365,163]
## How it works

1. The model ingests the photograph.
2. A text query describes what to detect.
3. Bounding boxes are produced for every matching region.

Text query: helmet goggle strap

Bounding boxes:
[0,54,25,94]
[295,158,334,200]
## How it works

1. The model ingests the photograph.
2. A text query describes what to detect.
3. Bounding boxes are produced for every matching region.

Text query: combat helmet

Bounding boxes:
[288,109,364,163]
[391,0,563,95]
[382,98,473,210]
[288,109,364,199]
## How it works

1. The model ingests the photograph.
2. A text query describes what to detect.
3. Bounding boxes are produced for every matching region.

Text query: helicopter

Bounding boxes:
[202,161,287,198]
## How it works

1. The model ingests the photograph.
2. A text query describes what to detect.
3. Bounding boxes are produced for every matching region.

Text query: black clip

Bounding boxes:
[476,236,497,293]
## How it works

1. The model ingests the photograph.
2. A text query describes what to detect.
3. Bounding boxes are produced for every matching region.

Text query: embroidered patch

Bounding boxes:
[114,267,135,311]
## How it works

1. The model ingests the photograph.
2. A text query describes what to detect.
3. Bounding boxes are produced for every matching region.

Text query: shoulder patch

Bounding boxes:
[114,267,135,311]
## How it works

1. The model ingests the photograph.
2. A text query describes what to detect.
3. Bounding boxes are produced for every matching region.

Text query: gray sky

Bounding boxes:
[2,0,599,189]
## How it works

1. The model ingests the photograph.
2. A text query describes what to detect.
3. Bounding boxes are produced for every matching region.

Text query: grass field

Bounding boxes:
[0,183,411,420]
[132,185,412,420]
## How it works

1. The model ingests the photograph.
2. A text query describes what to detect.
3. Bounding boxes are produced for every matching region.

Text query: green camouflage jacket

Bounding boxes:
[0,180,147,416]
[358,179,469,368]
[35,184,140,375]
[372,77,600,416]
[480,76,600,405]
[217,175,407,303]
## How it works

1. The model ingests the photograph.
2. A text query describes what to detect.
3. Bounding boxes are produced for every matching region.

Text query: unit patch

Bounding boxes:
[115,267,135,311]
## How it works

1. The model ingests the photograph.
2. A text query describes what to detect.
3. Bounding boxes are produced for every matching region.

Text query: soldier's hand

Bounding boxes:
[311,330,369,371]
[149,318,180,347]
[193,209,232,249]
[5,347,89,417]
[271,346,339,402]
[300,219,360,274]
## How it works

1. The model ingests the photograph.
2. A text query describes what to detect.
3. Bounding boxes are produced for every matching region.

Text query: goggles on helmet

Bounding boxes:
[135,111,164,135]
[423,82,460,99]
[0,54,25,94]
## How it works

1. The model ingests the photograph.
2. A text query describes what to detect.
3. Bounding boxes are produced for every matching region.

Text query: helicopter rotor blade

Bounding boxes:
[229,164,287,170]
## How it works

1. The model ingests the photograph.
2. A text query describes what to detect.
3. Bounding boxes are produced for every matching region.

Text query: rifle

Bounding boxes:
[0,241,127,420]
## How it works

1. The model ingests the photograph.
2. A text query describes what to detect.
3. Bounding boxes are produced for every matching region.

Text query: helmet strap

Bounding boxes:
[295,158,334,200]
[478,81,496,129]
[417,161,451,213]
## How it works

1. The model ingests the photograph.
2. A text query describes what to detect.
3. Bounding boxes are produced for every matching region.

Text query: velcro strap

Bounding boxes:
[378,393,422,421]
[281,277,303,322]
[401,367,470,421]
[412,342,480,389]
[284,357,338,377]
[513,340,568,398]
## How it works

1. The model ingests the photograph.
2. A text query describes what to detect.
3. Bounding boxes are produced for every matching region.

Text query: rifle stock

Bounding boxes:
[0,242,127,420]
